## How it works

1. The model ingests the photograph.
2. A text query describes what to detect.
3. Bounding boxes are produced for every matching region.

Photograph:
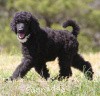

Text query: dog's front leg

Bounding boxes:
[6,58,33,81]
[34,63,50,80]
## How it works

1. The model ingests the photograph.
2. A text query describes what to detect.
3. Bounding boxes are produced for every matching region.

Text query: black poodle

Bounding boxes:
[7,11,93,81]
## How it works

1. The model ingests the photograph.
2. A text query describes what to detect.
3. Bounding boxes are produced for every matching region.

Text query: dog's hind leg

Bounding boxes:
[72,53,93,80]
[57,53,73,80]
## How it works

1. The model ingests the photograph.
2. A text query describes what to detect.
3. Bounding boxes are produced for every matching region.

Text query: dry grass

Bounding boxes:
[0,52,100,96]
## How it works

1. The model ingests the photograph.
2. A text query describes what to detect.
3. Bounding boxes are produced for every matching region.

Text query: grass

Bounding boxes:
[0,52,100,96]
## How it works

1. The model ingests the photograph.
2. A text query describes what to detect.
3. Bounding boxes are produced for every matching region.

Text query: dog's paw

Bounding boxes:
[85,71,94,80]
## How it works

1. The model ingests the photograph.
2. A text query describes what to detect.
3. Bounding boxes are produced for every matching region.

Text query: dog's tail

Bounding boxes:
[62,20,80,37]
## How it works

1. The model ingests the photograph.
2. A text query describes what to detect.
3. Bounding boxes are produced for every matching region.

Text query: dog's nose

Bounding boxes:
[18,30,24,33]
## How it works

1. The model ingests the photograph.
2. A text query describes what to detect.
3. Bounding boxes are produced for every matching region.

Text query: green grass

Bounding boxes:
[0,53,100,96]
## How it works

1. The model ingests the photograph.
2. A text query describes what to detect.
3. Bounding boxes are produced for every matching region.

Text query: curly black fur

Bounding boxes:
[8,11,93,81]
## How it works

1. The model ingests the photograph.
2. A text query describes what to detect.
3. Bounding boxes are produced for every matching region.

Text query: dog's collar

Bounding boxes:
[17,34,30,43]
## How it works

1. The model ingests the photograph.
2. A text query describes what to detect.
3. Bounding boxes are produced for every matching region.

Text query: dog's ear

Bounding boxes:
[10,19,17,33]
[29,16,40,33]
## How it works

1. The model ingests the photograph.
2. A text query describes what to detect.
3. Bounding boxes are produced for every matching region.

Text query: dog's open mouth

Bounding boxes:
[17,31,30,43]
[18,33,25,39]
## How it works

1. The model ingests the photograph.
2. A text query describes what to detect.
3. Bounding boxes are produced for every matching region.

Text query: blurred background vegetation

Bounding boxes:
[0,0,100,53]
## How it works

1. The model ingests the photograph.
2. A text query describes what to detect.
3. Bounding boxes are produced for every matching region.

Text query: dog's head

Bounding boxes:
[11,11,39,43]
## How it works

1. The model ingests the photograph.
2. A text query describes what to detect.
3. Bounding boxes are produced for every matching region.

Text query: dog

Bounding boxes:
[6,11,93,81]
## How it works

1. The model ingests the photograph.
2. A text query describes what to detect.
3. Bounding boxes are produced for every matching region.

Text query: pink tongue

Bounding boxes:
[18,33,25,39]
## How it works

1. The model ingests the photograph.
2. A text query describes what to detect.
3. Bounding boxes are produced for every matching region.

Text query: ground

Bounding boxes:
[0,52,100,96]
